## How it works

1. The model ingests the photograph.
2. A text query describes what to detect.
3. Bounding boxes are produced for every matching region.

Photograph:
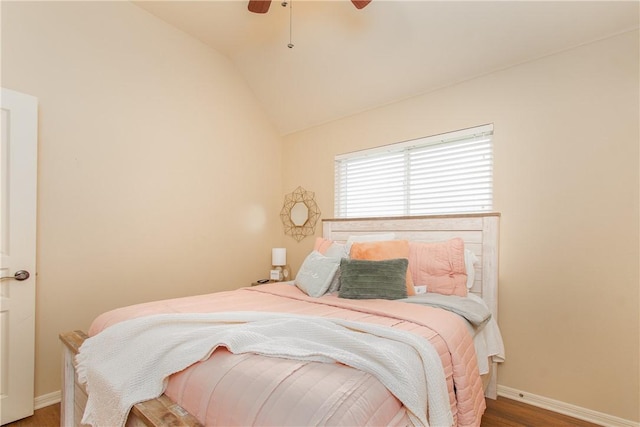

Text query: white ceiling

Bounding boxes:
[134,1,639,135]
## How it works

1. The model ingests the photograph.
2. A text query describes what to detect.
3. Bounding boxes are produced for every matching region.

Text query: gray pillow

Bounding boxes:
[295,251,340,297]
[325,242,347,293]
[327,265,342,293]
[338,258,408,300]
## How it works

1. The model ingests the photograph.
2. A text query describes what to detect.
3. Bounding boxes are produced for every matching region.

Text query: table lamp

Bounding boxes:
[271,248,290,281]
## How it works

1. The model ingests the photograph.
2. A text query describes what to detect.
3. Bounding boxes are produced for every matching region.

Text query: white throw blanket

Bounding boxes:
[76,312,453,427]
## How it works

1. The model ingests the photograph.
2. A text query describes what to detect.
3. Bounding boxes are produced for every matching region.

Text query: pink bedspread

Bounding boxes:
[89,283,486,426]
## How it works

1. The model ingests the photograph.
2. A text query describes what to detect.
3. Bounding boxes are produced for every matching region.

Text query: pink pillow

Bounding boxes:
[314,237,333,254]
[409,238,468,297]
[350,240,415,296]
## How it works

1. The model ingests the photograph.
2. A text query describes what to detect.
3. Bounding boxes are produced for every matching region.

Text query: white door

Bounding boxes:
[0,88,38,425]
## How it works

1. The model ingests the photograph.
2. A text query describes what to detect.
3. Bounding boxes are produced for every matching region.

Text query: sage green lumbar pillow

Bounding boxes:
[338,258,408,300]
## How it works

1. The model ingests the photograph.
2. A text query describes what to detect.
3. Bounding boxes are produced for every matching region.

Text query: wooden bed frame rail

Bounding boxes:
[60,331,201,427]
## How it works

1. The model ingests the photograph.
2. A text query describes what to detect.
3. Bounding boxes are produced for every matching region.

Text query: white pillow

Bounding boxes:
[464,249,479,289]
[295,251,341,297]
[325,242,348,259]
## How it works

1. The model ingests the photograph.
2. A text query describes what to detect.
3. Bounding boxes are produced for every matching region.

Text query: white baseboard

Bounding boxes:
[498,385,639,427]
[34,390,61,410]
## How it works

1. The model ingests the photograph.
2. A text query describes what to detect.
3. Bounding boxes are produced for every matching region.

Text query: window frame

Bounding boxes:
[334,124,494,218]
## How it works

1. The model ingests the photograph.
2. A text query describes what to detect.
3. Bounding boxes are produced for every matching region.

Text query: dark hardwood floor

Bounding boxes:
[3,403,60,427]
[5,397,602,426]
[482,397,601,427]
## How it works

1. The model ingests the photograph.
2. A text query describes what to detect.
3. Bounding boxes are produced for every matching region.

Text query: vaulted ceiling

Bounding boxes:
[134,1,639,135]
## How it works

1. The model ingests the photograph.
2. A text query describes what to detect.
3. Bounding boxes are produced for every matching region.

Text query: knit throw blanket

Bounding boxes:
[76,312,453,427]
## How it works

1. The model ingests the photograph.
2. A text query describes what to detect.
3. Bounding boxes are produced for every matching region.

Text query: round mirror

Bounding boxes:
[290,202,309,226]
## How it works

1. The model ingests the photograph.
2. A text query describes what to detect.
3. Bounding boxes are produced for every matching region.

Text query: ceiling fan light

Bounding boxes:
[351,0,371,9]
[248,0,271,14]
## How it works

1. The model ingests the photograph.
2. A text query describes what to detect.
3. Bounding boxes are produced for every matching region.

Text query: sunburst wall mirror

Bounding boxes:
[280,186,320,242]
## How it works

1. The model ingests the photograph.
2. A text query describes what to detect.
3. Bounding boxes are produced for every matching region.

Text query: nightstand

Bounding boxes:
[251,280,275,286]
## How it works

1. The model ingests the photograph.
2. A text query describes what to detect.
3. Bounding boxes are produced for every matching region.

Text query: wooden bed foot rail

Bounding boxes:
[60,331,202,427]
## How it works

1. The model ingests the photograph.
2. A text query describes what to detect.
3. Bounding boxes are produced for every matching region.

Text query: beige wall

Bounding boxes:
[2,2,284,396]
[2,1,638,422]
[283,31,639,421]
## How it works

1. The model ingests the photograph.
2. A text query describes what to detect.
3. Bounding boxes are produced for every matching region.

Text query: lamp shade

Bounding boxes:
[272,248,286,266]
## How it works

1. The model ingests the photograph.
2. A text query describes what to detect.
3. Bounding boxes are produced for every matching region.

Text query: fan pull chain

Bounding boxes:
[282,1,294,48]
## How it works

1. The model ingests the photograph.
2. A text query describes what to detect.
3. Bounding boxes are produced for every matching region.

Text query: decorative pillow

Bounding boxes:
[338,258,408,300]
[295,251,340,297]
[409,238,468,297]
[313,237,333,254]
[349,240,415,296]
[464,249,479,289]
[326,243,346,258]
[314,237,347,258]
[313,238,347,293]
[326,266,342,293]
[345,233,396,254]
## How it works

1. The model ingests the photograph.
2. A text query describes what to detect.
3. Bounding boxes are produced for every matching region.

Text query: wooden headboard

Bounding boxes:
[322,212,501,398]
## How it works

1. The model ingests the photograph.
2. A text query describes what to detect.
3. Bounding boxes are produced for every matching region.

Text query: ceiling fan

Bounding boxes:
[248,0,371,14]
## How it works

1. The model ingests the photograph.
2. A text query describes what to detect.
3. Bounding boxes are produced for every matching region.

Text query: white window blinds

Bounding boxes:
[334,124,493,218]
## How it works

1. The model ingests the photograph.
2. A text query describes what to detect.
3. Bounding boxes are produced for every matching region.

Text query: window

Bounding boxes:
[334,124,493,218]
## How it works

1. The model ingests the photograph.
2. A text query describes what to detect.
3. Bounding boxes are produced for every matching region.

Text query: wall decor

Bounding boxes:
[280,186,320,242]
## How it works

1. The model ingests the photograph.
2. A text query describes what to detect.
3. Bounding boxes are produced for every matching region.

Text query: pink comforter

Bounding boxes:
[89,283,485,426]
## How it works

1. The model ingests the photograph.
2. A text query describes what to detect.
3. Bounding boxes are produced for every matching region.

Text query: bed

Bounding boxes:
[60,213,503,427]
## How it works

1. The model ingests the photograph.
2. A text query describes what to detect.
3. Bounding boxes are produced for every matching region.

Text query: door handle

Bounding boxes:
[0,270,30,281]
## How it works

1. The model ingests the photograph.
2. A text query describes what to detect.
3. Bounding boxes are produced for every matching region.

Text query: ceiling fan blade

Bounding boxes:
[248,0,272,13]
[351,0,371,9]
